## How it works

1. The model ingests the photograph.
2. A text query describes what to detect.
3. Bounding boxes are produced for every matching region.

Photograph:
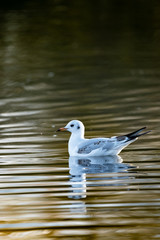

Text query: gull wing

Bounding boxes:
[77,138,115,154]
[76,127,150,155]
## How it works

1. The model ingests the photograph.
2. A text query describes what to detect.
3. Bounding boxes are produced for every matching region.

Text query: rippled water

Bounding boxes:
[0,1,160,239]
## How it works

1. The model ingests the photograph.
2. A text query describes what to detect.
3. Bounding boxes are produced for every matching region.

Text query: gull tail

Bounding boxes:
[126,127,151,141]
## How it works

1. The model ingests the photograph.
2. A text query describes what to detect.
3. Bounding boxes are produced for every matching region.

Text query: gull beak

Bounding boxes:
[56,127,68,132]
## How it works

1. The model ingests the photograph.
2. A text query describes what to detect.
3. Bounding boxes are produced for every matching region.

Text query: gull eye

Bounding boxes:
[70,124,74,127]
[77,126,80,129]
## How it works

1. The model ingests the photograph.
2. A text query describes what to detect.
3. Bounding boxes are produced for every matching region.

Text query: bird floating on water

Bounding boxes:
[57,120,150,157]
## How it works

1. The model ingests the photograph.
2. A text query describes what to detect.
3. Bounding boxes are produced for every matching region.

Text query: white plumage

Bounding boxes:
[57,120,150,157]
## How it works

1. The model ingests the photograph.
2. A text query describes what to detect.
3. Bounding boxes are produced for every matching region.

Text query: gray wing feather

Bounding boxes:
[77,138,115,154]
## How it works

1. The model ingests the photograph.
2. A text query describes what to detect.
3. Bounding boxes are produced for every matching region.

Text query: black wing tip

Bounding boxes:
[126,127,151,140]
[137,126,147,131]
[142,130,151,135]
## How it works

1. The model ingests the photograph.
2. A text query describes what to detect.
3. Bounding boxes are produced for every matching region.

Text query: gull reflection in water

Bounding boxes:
[68,155,135,199]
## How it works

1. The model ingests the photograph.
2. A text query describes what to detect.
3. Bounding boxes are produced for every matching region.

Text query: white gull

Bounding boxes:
[57,120,150,157]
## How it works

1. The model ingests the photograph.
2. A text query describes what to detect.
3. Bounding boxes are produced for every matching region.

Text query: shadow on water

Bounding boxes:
[69,155,136,199]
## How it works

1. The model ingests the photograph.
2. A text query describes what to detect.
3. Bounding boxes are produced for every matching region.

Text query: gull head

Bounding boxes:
[57,120,85,136]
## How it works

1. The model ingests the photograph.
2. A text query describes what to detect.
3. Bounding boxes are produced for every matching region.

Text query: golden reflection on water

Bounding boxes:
[0,0,160,239]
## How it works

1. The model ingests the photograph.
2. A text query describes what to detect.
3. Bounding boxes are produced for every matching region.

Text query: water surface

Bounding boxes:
[0,1,160,239]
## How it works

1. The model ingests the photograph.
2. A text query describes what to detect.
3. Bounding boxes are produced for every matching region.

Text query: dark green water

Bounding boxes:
[0,1,160,239]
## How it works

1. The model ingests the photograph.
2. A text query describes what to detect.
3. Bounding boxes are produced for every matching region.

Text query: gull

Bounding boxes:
[57,120,150,156]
